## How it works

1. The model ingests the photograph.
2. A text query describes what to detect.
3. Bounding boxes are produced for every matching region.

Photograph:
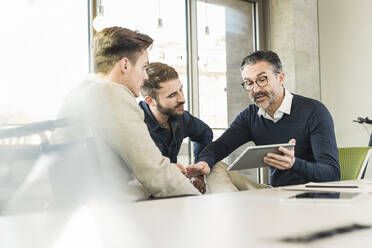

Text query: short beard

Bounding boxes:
[157,102,185,117]
[250,90,278,110]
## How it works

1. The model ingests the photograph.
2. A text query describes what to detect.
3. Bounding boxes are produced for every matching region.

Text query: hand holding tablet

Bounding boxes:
[227,142,295,171]
[264,139,296,170]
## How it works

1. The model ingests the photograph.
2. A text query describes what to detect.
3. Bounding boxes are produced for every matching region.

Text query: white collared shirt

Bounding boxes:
[257,88,293,123]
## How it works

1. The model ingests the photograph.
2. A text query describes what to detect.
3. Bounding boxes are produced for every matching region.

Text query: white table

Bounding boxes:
[1,180,372,248]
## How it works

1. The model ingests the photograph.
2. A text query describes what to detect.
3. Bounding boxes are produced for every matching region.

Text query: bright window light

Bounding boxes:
[0,0,89,125]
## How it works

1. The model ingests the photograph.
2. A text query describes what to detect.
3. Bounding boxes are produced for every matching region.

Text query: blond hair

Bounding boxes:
[93,27,153,74]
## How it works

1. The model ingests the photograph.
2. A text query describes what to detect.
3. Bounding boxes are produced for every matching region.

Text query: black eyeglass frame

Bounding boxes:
[241,71,282,91]
[241,75,269,91]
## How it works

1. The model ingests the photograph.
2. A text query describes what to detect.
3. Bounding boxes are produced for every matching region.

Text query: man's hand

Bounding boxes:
[186,161,210,178]
[173,163,187,176]
[264,139,296,170]
[191,176,206,194]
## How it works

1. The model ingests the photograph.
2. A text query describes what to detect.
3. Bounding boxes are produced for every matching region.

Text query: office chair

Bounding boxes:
[0,119,104,214]
[338,147,372,180]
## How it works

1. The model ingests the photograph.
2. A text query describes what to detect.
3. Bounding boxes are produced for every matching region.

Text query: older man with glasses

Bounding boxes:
[187,50,340,192]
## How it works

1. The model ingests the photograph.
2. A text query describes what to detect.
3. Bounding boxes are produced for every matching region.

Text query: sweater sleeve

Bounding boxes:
[196,111,251,168]
[182,111,213,163]
[86,83,201,198]
[291,103,340,182]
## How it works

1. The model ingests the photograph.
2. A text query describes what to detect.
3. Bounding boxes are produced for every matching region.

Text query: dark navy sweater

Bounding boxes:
[139,101,213,163]
[197,94,340,187]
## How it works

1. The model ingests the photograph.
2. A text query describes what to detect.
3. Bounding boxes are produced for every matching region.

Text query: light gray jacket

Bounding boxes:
[54,74,200,203]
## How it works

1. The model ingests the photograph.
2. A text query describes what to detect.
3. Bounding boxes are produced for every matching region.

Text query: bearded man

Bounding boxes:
[139,62,213,193]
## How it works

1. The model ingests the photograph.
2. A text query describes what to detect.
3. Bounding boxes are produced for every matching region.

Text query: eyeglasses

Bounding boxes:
[241,76,268,91]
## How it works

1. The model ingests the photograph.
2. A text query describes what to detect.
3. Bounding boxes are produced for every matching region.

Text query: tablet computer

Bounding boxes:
[280,191,366,204]
[226,143,295,171]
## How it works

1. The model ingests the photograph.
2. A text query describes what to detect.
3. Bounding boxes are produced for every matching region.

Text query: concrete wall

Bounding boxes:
[269,0,320,99]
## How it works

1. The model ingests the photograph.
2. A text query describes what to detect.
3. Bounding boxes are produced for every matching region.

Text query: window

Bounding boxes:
[102,0,189,108]
[0,0,257,165]
[0,0,89,125]
[196,0,255,140]
[102,0,192,164]
[99,0,256,164]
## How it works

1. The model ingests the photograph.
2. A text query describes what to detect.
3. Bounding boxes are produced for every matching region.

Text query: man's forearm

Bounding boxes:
[291,157,340,182]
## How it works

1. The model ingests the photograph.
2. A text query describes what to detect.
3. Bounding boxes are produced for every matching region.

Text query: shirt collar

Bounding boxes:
[139,101,162,131]
[139,101,180,131]
[257,88,293,122]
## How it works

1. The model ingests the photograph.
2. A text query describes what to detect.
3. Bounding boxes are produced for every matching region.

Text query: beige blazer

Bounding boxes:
[55,74,200,203]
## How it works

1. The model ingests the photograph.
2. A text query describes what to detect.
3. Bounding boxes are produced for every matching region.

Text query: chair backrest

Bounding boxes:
[47,137,104,209]
[338,147,372,180]
[0,119,104,214]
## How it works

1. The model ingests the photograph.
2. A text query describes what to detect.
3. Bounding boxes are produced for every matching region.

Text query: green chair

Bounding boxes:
[338,147,372,180]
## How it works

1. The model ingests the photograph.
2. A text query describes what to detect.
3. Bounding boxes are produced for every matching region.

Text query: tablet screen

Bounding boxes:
[227,143,295,170]
[291,192,360,199]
